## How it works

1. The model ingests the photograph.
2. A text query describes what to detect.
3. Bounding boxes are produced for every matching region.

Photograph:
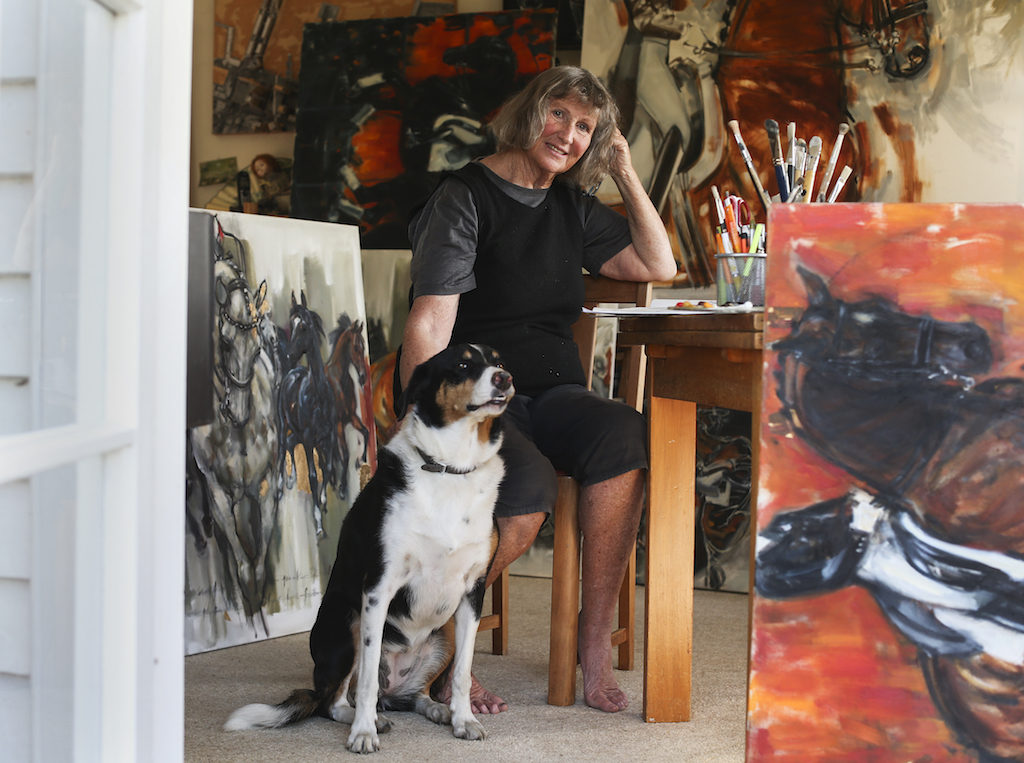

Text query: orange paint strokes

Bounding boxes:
[350,112,404,184]
[873,103,923,201]
[403,13,552,89]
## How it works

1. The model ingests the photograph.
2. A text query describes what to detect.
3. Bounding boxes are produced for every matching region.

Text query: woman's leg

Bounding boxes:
[578,469,645,712]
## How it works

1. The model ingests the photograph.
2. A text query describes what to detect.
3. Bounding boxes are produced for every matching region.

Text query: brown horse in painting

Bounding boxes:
[326,314,376,495]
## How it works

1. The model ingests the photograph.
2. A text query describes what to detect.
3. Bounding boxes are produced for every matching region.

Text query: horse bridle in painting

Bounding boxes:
[215,273,260,428]
[714,0,929,75]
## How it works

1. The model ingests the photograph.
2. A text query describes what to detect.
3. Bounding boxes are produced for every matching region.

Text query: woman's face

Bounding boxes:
[526,97,598,180]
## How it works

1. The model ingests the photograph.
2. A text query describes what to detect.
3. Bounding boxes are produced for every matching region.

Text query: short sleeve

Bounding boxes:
[408,178,480,298]
[578,194,633,275]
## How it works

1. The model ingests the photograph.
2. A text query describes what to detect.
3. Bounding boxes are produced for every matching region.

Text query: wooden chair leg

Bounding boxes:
[491,566,508,655]
[615,544,636,670]
[548,476,580,705]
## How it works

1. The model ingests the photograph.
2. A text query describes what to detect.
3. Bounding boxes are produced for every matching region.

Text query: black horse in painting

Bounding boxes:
[277,291,338,538]
[757,267,1024,761]
[772,267,992,493]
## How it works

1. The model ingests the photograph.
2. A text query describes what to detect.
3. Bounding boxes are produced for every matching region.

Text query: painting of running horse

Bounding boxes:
[185,210,372,653]
[749,203,1024,762]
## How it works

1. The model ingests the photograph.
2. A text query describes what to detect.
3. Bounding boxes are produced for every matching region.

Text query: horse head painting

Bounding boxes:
[326,313,376,492]
[751,203,1024,762]
[188,226,280,634]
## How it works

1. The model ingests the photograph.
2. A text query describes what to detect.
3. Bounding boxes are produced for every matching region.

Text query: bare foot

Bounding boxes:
[433,671,509,714]
[580,633,628,712]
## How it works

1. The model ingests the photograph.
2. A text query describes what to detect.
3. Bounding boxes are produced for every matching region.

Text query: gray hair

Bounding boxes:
[487,66,620,192]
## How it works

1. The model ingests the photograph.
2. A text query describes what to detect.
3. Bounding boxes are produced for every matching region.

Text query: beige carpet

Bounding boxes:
[185,576,749,762]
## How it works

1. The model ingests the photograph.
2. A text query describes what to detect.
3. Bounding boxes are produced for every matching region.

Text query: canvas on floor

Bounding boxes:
[750,202,1024,762]
[185,210,374,654]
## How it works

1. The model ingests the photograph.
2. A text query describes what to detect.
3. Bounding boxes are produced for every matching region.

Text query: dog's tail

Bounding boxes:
[223,689,320,731]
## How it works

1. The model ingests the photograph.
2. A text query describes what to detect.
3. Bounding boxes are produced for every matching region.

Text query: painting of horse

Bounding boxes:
[326,314,376,487]
[277,290,338,537]
[185,210,371,653]
[583,1,1024,283]
[187,224,281,640]
[750,202,1024,762]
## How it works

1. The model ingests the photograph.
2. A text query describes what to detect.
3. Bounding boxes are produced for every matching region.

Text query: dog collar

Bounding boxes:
[415,447,477,475]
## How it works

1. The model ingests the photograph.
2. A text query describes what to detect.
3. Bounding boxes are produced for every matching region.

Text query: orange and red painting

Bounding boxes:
[290,10,556,248]
[212,0,430,133]
[750,203,1024,761]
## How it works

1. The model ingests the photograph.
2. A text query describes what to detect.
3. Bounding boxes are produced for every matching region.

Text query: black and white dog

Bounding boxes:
[225,344,513,753]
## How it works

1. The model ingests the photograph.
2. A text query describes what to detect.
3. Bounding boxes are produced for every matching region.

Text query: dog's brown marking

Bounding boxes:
[435,378,477,423]
[476,418,494,445]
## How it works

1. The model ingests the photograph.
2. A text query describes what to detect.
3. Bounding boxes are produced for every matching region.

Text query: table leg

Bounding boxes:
[643,394,696,722]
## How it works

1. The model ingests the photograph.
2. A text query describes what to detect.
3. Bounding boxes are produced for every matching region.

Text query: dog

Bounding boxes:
[224,343,513,753]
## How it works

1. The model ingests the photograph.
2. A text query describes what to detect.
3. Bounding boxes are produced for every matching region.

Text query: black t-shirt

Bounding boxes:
[407,161,632,396]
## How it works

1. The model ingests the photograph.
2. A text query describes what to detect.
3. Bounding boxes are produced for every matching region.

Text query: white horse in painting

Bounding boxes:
[189,251,280,634]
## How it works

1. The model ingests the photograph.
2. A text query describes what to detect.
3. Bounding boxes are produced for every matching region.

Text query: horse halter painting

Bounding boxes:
[838,0,930,78]
[213,258,268,431]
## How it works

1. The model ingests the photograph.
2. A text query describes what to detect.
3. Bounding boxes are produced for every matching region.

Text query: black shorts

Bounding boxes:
[494,384,648,518]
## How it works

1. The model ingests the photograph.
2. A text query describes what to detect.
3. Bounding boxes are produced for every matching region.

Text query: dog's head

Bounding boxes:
[404,344,514,431]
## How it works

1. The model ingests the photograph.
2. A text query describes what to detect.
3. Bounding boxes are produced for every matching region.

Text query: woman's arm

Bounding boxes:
[598,130,677,283]
[398,293,460,390]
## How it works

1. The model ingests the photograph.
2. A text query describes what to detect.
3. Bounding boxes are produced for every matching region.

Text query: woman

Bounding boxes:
[398,65,676,714]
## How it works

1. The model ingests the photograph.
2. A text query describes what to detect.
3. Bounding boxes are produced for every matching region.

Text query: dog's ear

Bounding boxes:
[400,352,444,427]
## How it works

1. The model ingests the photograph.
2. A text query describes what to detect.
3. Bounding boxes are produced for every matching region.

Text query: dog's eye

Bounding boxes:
[457,361,469,371]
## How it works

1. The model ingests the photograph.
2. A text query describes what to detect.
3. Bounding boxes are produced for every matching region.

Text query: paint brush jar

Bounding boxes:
[716,253,766,306]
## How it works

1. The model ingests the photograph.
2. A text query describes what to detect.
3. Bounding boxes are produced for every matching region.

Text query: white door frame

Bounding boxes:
[0,0,193,759]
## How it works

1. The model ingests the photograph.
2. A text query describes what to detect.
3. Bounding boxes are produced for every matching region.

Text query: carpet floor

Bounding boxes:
[185,575,750,762]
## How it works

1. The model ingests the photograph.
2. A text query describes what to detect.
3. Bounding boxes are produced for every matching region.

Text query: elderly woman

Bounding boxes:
[397,65,676,713]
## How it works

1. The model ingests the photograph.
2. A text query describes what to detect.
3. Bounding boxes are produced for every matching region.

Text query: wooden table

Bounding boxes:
[617,311,764,723]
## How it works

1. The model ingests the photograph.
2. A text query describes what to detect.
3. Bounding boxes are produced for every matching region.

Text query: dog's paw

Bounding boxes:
[375,714,393,734]
[452,716,486,741]
[346,728,381,754]
[415,696,451,726]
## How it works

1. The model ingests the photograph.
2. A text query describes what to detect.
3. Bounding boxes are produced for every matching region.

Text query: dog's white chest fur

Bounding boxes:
[380,426,503,637]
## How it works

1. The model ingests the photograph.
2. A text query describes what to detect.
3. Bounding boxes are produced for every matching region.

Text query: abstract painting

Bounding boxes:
[749,203,1024,761]
[581,1,1024,283]
[290,10,556,248]
[694,406,751,593]
[185,210,375,654]
[212,0,430,133]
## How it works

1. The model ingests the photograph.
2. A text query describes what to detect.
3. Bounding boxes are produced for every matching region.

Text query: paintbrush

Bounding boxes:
[826,165,853,202]
[786,122,797,188]
[793,139,807,200]
[764,119,790,202]
[816,122,850,202]
[803,136,822,203]
[727,119,772,213]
